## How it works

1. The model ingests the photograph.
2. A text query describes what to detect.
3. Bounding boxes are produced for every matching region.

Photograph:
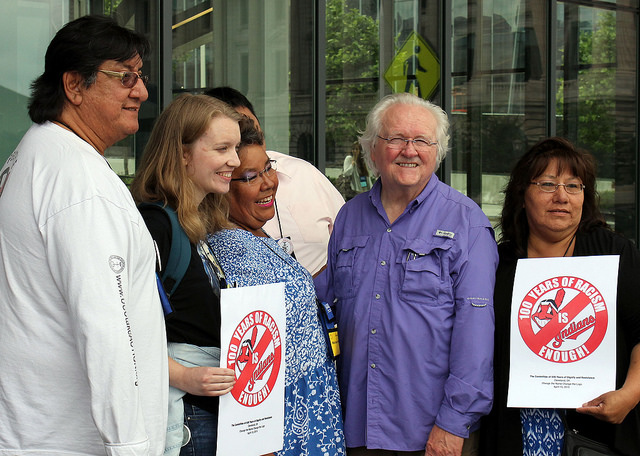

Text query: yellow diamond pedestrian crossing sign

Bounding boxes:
[384,31,440,100]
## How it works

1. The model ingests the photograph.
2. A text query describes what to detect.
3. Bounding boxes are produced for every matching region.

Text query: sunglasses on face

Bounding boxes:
[98,69,149,88]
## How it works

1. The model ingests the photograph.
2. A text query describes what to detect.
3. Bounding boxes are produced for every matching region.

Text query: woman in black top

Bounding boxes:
[480,137,640,455]
[131,94,244,455]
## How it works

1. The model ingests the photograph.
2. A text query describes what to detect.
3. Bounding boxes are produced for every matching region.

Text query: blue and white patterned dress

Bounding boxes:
[208,229,345,456]
[521,408,564,456]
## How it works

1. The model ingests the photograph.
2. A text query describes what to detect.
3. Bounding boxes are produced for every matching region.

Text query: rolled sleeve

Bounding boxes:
[104,439,150,456]
[437,225,498,437]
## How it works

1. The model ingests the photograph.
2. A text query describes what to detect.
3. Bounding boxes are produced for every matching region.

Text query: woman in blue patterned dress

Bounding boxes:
[207,120,345,456]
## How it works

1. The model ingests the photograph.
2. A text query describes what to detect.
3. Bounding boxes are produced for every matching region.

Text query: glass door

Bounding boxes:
[556,1,637,237]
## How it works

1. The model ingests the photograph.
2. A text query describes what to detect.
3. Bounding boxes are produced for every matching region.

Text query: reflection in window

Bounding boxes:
[171,1,295,157]
[556,4,636,235]
[451,0,540,225]
[325,0,379,185]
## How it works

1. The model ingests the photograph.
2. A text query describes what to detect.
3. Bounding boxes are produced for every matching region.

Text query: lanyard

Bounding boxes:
[197,240,229,290]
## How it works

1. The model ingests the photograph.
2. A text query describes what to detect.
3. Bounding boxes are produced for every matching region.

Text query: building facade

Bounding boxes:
[1,0,638,240]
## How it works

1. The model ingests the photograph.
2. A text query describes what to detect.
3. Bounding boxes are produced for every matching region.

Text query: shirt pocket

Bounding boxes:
[333,235,370,299]
[397,238,453,304]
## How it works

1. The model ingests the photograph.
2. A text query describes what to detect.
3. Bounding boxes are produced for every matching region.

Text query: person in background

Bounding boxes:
[479,137,640,456]
[131,94,241,455]
[340,140,373,199]
[315,92,498,456]
[0,15,167,455]
[207,120,345,456]
[205,86,345,276]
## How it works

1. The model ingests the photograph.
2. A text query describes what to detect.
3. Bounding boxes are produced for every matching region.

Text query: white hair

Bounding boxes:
[358,93,450,176]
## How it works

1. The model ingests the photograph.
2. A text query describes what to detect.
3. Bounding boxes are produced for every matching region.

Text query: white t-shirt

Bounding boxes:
[0,122,168,456]
[263,151,345,276]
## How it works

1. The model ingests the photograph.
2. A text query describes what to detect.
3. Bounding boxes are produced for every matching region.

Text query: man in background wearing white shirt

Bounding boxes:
[206,87,345,276]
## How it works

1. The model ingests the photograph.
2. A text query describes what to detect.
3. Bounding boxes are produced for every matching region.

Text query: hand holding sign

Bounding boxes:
[168,358,235,396]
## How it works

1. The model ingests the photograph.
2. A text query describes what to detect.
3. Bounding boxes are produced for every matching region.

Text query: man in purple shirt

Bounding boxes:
[315,93,498,456]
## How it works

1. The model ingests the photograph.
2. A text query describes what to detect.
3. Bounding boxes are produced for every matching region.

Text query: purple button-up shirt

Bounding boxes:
[315,175,498,452]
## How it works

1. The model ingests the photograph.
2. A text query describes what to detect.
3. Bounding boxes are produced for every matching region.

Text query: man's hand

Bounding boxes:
[425,425,464,456]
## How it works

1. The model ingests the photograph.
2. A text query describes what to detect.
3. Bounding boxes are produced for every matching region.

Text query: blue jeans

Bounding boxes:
[179,401,219,456]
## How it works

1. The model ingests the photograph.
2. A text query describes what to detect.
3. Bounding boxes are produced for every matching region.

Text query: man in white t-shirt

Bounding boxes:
[0,16,167,456]
[206,87,344,276]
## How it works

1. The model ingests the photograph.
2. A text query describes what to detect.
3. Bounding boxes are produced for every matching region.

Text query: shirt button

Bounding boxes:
[386,228,392,232]
[371,329,377,334]
[380,260,386,266]
[370,363,376,368]
[375,293,381,299]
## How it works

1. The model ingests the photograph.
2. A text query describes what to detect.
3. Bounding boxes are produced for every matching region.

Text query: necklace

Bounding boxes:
[257,229,299,270]
[563,232,577,257]
[274,199,284,238]
[54,120,83,140]
[54,120,104,158]
[271,200,296,257]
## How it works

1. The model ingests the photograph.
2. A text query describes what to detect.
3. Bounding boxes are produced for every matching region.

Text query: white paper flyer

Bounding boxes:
[217,282,286,456]
[507,255,618,408]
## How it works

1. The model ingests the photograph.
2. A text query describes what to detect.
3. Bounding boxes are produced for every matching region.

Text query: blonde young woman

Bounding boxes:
[131,94,244,455]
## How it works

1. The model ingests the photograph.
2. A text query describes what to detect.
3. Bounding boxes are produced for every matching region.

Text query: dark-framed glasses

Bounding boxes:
[530,181,585,194]
[231,160,277,185]
[377,135,438,152]
[98,69,149,88]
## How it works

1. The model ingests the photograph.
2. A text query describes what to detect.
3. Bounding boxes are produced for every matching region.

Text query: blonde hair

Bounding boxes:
[131,93,241,242]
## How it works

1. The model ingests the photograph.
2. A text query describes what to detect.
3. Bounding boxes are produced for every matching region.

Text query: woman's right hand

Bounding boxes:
[169,357,235,396]
[576,343,640,424]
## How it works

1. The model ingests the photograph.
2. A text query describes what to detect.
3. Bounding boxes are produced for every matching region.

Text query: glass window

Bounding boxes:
[0,0,158,185]
[0,1,68,166]
[325,0,380,199]
[556,2,637,238]
[172,0,299,159]
[325,0,443,201]
[3,1,638,240]
[451,0,548,228]
[450,0,637,241]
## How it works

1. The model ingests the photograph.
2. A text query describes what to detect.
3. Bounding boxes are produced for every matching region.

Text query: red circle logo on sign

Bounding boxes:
[517,276,608,363]
[227,311,282,407]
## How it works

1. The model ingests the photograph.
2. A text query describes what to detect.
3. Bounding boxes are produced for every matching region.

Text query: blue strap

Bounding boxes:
[156,273,173,316]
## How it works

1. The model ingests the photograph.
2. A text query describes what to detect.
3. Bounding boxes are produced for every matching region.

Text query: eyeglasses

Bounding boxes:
[377,135,438,152]
[98,69,149,88]
[530,181,585,194]
[231,160,277,185]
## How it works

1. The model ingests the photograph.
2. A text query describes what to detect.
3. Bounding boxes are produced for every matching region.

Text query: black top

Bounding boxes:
[480,226,640,456]
[140,206,221,413]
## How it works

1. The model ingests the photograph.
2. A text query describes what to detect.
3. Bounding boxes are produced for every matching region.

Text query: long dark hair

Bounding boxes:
[499,137,607,257]
[28,15,150,124]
